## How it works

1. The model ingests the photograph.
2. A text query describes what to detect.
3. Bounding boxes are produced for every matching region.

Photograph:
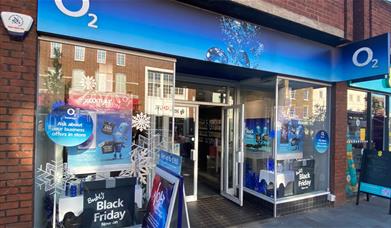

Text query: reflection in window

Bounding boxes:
[96,72,113,92]
[115,73,127,94]
[116,53,126,66]
[371,94,385,151]
[74,46,85,61]
[71,69,85,91]
[50,42,62,58]
[97,50,106,64]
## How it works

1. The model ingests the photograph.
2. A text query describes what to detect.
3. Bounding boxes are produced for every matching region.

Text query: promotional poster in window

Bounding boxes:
[67,112,132,174]
[277,119,304,156]
[244,118,271,153]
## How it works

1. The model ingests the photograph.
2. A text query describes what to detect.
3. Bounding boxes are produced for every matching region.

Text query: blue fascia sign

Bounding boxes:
[37,0,390,82]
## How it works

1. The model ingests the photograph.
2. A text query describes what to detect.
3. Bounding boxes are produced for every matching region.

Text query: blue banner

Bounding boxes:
[37,0,389,82]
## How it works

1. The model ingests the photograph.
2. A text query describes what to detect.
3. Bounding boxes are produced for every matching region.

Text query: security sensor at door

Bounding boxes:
[1,12,33,40]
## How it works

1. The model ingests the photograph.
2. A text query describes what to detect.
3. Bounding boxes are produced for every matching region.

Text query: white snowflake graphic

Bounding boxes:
[120,146,153,185]
[132,112,151,131]
[36,161,75,195]
[81,75,96,91]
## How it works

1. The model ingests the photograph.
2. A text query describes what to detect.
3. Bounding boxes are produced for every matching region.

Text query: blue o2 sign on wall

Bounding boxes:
[45,105,93,147]
[313,130,329,154]
[37,0,390,82]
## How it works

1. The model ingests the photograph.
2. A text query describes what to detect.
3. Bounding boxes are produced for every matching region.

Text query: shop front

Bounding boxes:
[345,76,391,197]
[33,0,390,227]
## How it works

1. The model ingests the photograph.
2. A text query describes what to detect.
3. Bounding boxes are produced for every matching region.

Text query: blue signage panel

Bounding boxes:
[158,150,182,176]
[334,33,390,81]
[45,105,93,146]
[313,130,329,154]
[37,0,389,82]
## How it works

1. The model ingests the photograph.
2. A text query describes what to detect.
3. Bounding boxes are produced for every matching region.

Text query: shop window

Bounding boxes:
[346,89,367,197]
[277,78,330,199]
[115,73,127,94]
[371,94,385,151]
[116,53,126,66]
[34,40,175,227]
[97,49,106,64]
[95,72,113,92]
[50,42,62,58]
[74,46,85,61]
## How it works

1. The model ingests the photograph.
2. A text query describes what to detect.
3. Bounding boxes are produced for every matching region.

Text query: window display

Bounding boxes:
[34,40,175,228]
[241,82,275,198]
[276,78,330,198]
[346,89,367,196]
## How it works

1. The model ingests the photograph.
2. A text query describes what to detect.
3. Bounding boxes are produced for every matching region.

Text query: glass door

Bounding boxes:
[371,94,386,151]
[174,103,199,202]
[221,104,244,206]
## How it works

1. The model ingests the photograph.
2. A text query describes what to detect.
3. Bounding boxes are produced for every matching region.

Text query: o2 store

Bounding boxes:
[33,0,390,227]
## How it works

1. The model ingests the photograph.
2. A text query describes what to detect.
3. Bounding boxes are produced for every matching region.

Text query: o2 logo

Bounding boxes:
[352,47,378,68]
[54,0,98,29]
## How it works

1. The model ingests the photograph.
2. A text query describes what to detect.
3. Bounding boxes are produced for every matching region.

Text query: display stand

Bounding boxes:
[356,149,391,215]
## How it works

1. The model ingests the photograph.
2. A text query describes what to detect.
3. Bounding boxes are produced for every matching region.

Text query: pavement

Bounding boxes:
[230,196,391,228]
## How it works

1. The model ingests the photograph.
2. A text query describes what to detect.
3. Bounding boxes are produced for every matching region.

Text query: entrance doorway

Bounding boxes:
[174,101,244,206]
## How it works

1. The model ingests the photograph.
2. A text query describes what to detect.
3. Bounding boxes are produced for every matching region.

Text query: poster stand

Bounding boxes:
[142,165,190,228]
[355,149,391,215]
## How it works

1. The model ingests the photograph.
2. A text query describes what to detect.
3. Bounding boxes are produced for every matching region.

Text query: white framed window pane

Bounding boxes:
[71,69,85,91]
[303,90,309,100]
[290,89,296,99]
[97,50,106,64]
[74,46,85,61]
[116,53,126,66]
[50,42,62,58]
[95,72,112,92]
[115,73,127,94]
[303,106,308,118]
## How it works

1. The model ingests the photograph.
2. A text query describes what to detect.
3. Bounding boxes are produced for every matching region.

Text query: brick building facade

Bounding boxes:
[1,0,390,227]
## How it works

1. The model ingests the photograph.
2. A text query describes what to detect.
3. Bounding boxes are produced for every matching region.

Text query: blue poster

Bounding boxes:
[314,130,329,153]
[244,118,271,152]
[45,105,93,147]
[67,112,132,174]
[277,119,304,155]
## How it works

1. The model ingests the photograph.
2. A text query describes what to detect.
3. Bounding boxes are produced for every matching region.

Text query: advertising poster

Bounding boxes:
[142,174,175,228]
[293,160,315,194]
[45,105,93,147]
[244,118,271,152]
[82,178,136,228]
[313,130,329,153]
[67,112,132,174]
[277,119,304,155]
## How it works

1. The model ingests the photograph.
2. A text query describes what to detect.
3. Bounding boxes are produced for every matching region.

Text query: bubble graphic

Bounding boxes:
[238,50,250,67]
[206,47,228,64]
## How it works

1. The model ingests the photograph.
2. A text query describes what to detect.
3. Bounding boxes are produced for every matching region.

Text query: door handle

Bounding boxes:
[236,151,243,163]
[191,149,196,161]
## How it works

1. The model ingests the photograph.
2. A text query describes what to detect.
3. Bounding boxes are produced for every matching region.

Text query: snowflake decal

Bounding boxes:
[132,112,151,131]
[36,161,75,195]
[81,75,96,91]
[120,146,153,185]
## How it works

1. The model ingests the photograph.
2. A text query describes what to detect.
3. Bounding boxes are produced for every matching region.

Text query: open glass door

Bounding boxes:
[221,104,244,206]
[174,103,199,202]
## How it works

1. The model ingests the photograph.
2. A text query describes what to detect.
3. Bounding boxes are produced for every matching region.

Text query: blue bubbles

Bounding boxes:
[206,47,228,64]
[238,50,250,67]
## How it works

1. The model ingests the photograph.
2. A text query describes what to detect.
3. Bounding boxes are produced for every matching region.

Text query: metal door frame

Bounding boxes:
[221,104,244,206]
[175,102,199,202]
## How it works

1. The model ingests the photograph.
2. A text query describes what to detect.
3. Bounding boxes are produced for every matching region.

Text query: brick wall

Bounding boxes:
[354,0,391,40]
[330,82,347,206]
[0,0,37,227]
